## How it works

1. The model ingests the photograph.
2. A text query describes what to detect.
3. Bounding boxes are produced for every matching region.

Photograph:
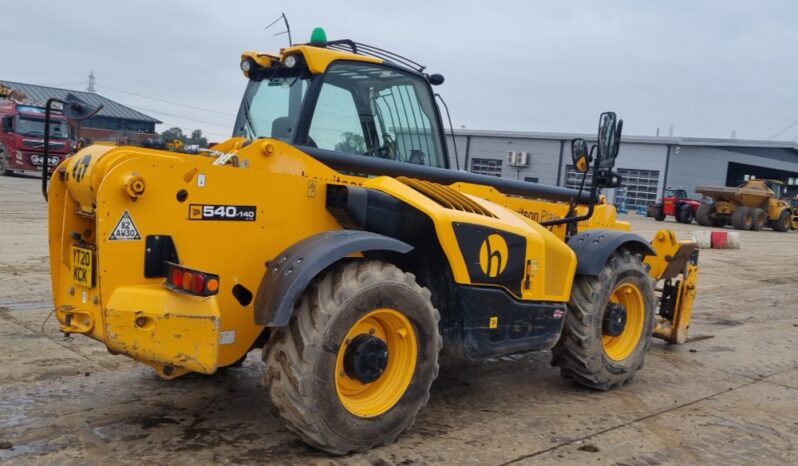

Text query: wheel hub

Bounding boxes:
[602,303,627,337]
[343,334,389,383]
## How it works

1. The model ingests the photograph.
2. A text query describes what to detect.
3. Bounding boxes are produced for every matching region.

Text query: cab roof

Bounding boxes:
[241,39,428,77]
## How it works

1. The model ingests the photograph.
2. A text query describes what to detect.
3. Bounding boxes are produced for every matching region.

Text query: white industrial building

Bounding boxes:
[447,130,798,210]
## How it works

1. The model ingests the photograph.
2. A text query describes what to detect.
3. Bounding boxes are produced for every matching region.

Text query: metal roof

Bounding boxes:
[0,80,161,124]
[450,128,798,151]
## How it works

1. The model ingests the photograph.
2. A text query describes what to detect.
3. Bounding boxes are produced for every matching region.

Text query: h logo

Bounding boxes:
[72,155,92,182]
[478,234,509,278]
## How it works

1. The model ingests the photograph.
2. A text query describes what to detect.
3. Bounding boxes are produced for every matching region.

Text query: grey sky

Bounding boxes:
[4,0,797,141]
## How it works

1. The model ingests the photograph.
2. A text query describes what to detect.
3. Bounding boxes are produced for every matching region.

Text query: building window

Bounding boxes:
[616,168,660,209]
[565,166,660,210]
[564,165,594,190]
[471,158,502,177]
[524,176,539,183]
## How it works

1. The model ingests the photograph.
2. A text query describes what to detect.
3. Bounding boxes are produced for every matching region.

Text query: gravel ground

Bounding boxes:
[1,172,797,465]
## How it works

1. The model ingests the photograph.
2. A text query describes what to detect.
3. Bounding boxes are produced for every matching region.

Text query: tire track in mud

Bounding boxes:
[495,365,798,466]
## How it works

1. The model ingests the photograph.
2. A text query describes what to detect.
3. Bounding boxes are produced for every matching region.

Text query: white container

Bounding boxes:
[692,230,712,249]
[726,231,741,249]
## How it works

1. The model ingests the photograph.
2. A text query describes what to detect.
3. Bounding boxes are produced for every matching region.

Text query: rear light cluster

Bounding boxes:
[165,262,220,296]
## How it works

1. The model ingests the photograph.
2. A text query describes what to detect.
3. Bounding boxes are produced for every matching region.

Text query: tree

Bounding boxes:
[335,132,366,155]
[159,127,186,144]
[187,129,208,149]
[158,127,209,149]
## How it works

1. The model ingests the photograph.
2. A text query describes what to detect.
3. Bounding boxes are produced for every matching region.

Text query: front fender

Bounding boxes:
[253,230,413,327]
[568,229,655,276]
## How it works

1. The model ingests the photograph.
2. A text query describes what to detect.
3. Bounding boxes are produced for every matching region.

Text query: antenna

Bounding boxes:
[87,71,96,93]
[265,12,292,46]
[435,94,459,170]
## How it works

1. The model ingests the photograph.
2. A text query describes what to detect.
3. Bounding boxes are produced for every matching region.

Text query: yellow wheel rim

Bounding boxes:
[602,282,645,361]
[335,308,418,417]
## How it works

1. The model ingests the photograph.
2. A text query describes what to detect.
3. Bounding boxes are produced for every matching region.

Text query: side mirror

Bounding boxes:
[597,112,622,169]
[571,138,590,173]
[63,93,103,121]
[1,116,11,131]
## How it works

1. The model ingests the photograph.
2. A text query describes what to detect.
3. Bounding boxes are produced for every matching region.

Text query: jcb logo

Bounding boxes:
[478,234,508,277]
[72,155,92,182]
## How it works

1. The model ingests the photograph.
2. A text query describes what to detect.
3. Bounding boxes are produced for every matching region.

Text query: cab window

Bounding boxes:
[307,61,446,168]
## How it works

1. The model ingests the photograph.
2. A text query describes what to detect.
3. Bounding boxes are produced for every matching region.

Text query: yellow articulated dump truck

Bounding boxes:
[696,179,793,231]
[45,29,699,454]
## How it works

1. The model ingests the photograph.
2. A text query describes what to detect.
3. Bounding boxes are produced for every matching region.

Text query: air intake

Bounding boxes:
[397,177,496,218]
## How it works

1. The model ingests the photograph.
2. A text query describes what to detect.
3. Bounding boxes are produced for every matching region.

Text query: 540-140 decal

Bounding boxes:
[189,204,257,221]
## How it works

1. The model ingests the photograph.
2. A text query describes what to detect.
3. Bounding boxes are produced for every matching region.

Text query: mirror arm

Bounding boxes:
[540,149,602,227]
[539,183,599,227]
[41,98,57,201]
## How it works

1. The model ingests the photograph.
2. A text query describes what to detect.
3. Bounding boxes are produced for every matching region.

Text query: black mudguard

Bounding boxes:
[568,229,655,276]
[253,230,413,327]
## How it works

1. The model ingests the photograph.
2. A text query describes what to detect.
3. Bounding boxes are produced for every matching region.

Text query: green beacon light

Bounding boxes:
[310,27,327,46]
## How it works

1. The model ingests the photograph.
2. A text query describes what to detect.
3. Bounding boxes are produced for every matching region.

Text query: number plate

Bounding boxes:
[71,246,94,288]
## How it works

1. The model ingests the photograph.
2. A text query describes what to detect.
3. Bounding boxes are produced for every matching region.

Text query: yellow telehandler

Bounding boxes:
[44,28,698,454]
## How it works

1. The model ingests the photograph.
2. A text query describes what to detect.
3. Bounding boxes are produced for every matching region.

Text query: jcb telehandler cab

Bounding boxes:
[45,29,698,454]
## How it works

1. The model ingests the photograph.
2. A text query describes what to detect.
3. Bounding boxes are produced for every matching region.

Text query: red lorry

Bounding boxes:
[648,188,702,223]
[0,99,72,176]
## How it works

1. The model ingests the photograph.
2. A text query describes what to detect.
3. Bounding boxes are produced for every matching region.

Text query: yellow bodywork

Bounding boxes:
[48,136,629,377]
[646,230,699,344]
[48,43,697,378]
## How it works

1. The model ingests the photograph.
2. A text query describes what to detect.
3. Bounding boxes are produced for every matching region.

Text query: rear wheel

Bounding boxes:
[751,208,766,231]
[263,260,441,454]
[653,203,665,221]
[773,209,791,232]
[731,206,753,230]
[677,204,695,224]
[552,250,655,390]
[696,203,714,226]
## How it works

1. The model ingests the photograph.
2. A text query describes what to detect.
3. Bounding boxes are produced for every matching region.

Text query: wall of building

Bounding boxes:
[449,134,564,184]
[447,132,798,208]
[599,142,668,206]
[668,146,798,198]
[77,126,156,144]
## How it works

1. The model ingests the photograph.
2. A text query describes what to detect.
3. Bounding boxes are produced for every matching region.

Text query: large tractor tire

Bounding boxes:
[751,208,766,231]
[731,206,753,230]
[677,204,695,224]
[772,209,792,232]
[263,260,441,454]
[696,203,714,226]
[552,250,655,390]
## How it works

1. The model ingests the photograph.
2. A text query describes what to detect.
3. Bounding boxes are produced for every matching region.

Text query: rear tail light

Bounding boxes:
[171,267,184,287]
[165,262,219,296]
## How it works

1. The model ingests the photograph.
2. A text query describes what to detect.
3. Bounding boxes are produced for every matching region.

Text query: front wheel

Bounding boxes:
[773,209,791,232]
[677,205,695,224]
[263,260,441,454]
[0,153,12,176]
[552,250,655,390]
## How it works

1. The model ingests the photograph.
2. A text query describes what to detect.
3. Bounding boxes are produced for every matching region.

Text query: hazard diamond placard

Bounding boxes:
[109,210,142,240]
